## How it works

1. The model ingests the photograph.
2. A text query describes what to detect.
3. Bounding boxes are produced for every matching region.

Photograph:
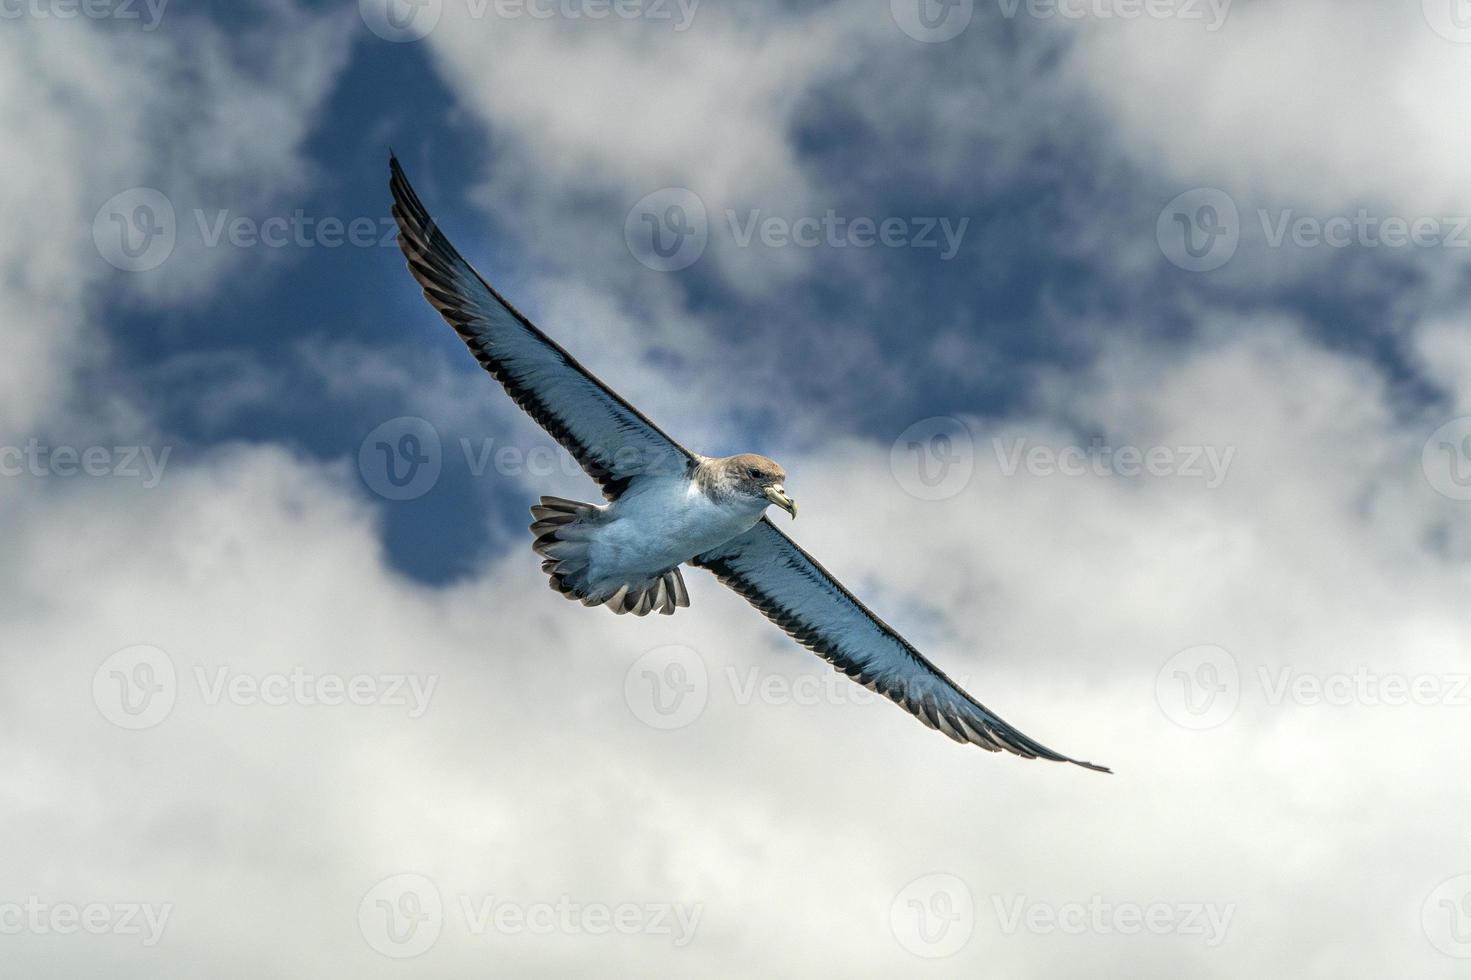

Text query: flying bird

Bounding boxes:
[388,155,1108,773]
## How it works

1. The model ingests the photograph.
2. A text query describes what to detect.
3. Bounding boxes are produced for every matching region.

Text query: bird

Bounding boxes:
[388,155,1108,773]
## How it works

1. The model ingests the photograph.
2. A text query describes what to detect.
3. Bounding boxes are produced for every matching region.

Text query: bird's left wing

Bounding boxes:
[389,155,693,499]
[693,519,1109,772]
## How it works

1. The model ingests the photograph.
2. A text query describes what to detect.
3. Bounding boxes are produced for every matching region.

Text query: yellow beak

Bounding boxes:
[764,484,797,519]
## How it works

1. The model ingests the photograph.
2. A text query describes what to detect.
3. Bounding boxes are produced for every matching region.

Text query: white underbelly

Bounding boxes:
[587,478,759,583]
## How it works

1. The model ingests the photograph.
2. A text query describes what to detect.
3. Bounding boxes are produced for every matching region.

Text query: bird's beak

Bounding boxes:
[765,484,797,519]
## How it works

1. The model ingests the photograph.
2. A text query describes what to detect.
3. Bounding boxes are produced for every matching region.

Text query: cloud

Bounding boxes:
[5,306,1471,975]
[1063,2,1471,214]
[0,4,353,438]
[7,3,1471,977]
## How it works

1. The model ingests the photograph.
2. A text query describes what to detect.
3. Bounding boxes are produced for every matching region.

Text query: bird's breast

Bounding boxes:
[592,477,762,576]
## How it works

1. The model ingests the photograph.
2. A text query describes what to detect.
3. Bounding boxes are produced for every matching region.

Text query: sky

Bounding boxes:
[3,0,1471,975]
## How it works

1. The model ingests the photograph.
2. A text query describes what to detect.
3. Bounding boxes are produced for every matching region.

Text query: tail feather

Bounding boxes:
[529,496,691,617]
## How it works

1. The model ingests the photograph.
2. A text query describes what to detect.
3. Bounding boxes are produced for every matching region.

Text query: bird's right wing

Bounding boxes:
[693,518,1109,772]
[389,155,693,499]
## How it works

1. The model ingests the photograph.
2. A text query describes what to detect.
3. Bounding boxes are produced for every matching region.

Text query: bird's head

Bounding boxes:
[722,453,796,519]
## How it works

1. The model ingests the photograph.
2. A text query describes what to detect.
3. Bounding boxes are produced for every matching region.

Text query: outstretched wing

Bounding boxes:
[694,519,1109,772]
[389,155,693,499]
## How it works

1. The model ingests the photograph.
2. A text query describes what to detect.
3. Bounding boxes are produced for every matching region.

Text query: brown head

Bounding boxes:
[704,453,797,518]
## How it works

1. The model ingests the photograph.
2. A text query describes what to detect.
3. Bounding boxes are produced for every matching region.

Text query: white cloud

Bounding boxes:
[0,4,353,438]
[1063,2,1471,214]
[6,4,1471,977]
[4,311,1471,976]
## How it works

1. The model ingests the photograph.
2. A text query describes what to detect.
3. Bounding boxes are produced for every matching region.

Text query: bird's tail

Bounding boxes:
[529,497,690,617]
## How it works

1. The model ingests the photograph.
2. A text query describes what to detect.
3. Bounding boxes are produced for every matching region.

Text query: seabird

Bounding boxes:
[388,155,1108,773]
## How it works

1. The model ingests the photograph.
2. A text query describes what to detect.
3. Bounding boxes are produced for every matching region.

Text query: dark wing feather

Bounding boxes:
[389,155,693,499]
[694,519,1109,772]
